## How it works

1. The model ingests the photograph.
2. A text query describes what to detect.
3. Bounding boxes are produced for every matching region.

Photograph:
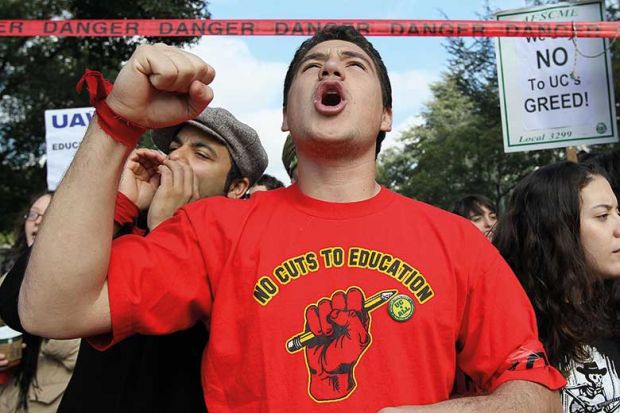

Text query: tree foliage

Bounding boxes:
[378,1,619,211]
[0,0,209,235]
[378,73,561,210]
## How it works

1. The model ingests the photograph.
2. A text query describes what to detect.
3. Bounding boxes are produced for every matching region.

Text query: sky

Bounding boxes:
[186,0,529,183]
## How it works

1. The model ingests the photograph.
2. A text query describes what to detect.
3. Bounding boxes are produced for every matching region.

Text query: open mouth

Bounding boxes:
[314,81,347,115]
[322,90,342,106]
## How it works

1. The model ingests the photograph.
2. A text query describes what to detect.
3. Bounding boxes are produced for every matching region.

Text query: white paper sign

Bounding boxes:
[44,107,94,190]
[495,1,617,152]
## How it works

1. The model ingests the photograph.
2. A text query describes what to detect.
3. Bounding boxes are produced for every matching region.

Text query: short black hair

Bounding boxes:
[452,195,497,219]
[283,25,392,157]
[255,174,284,190]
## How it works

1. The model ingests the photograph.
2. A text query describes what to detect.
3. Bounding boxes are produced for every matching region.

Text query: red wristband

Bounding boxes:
[114,192,140,226]
[76,69,146,148]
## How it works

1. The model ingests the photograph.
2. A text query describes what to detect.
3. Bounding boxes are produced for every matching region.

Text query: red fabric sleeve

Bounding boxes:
[113,191,140,226]
[89,208,212,350]
[456,241,566,392]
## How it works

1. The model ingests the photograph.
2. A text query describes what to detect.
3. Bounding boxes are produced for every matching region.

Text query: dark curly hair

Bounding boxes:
[282,25,392,157]
[493,161,616,369]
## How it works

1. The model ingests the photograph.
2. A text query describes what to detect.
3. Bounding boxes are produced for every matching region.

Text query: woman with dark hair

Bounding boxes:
[0,191,80,413]
[494,161,620,413]
[452,194,498,240]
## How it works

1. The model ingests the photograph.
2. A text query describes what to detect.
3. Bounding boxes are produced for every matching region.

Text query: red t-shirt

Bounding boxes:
[94,185,565,412]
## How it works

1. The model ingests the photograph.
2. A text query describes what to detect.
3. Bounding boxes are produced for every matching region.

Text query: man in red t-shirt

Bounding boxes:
[20,26,565,412]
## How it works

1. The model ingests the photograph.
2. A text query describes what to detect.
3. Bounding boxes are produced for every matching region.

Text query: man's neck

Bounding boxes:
[296,155,380,203]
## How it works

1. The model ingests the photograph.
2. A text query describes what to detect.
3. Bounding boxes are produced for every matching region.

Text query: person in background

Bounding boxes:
[0,191,80,413]
[452,194,498,241]
[248,174,284,196]
[1,192,53,275]
[281,133,297,183]
[494,161,620,413]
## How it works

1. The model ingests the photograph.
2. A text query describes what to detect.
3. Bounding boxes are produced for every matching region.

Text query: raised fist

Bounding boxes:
[303,287,370,401]
[106,43,215,129]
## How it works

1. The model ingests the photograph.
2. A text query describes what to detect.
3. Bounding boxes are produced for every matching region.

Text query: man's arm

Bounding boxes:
[379,381,561,413]
[19,43,214,338]
[20,123,127,338]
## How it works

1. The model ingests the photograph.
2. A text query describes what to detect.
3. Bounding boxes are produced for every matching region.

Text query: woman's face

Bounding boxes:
[24,194,52,247]
[468,205,497,241]
[580,175,620,279]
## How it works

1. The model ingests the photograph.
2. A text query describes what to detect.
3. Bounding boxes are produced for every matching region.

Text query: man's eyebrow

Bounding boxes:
[299,52,329,66]
[339,50,375,71]
[171,134,219,159]
[300,50,375,71]
[191,140,218,159]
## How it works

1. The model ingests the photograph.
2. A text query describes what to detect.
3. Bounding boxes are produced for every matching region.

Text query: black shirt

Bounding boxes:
[0,249,208,413]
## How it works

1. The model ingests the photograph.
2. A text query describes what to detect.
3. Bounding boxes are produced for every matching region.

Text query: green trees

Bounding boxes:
[0,0,209,235]
[378,73,560,210]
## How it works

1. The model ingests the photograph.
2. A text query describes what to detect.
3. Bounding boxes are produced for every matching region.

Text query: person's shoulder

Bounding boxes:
[387,189,473,226]
[247,186,288,203]
[182,187,286,218]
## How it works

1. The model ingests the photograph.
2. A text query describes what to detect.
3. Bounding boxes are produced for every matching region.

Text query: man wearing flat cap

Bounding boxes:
[143,106,267,228]
[0,107,267,413]
[152,106,267,200]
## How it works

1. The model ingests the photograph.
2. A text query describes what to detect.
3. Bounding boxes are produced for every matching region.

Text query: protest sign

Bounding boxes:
[495,0,617,152]
[44,107,94,189]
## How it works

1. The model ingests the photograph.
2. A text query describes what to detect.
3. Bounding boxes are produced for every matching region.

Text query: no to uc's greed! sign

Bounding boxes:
[495,1,618,152]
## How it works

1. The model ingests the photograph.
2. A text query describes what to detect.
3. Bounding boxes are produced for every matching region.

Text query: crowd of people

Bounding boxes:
[0,25,618,413]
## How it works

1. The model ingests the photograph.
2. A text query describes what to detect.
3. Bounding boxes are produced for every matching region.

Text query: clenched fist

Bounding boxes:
[304,287,371,401]
[106,43,215,129]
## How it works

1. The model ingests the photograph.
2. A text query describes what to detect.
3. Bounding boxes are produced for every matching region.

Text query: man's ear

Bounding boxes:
[226,177,250,199]
[281,107,289,132]
[381,107,393,132]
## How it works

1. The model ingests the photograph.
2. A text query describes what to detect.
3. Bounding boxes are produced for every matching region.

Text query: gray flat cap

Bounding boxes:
[152,107,268,186]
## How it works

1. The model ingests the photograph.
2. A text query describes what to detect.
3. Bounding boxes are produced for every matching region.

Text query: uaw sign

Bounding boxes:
[44,107,94,190]
[495,0,617,152]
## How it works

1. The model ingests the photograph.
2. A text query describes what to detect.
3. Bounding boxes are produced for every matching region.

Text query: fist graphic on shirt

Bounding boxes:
[303,287,371,401]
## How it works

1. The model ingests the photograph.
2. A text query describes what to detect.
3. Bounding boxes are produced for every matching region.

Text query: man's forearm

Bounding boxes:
[20,118,130,338]
[379,381,562,413]
[19,43,214,339]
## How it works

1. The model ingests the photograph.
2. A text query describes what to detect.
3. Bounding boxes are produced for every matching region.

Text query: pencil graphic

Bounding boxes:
[286,289,398,353]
